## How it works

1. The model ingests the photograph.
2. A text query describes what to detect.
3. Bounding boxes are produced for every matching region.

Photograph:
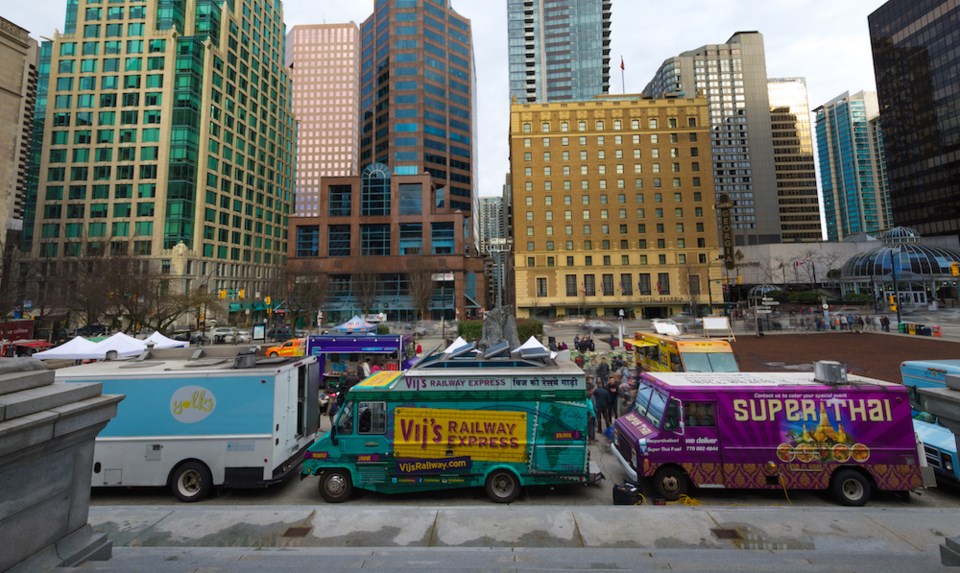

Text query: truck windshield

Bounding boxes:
[681,352,738,373]
[633,382,669,428]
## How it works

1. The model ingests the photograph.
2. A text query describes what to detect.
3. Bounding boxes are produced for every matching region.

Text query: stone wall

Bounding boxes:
[0,358,122,572]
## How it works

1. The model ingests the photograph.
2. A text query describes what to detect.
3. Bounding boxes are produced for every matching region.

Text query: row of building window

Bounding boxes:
[521,117,697,133]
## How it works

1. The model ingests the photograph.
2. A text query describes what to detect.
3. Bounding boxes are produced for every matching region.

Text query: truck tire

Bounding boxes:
[485,469,520,503]
[319,469,353,503]
[269,352,279,357]
[653,466,687,501]
[831,469,871,506]
[171,461,212,502]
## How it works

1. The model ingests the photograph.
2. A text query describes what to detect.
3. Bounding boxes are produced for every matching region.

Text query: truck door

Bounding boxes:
[679,401,724,487]
[336,401,390,487]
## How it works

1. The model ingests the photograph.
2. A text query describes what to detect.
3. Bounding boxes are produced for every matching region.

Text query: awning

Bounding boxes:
[14,340,53,349]
[228,303,241,312]
[624,339,656,348]
[464,294,481,309]
[253,301,266,311]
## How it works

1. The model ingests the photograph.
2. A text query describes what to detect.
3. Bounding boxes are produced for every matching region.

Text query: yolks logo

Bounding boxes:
[170,386,216,423]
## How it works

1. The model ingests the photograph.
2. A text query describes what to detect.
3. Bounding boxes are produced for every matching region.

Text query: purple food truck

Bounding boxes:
[611,362,934,505]
[306,334,415,391]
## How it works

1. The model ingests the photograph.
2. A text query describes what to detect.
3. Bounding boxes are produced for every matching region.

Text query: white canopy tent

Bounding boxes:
[89,332,146,359]
[144,331,189,349]
[31,336,100,360]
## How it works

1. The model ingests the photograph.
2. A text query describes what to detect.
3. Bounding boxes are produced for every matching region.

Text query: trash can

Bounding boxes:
[932,326,943,337]
[898,322,907,334]
[920,327,932,336]
[907,323,917,335]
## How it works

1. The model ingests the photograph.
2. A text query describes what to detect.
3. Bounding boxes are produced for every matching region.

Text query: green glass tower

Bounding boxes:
[27,0,295,307]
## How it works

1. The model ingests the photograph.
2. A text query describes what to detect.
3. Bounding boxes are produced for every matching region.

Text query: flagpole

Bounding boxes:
[620,55,625,94]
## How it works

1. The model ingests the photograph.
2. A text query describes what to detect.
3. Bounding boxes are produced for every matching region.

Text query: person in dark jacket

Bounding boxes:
[593,385,612,432]
[595,357,611,386]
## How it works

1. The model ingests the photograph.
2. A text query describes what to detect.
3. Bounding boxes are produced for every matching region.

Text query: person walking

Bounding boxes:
[596,357,611,387]
[880,314,891,332]
[593,384,612,433]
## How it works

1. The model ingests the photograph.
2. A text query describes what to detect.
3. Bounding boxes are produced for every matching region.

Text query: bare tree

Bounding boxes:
[678,264,703,316]
[287,262,329,330]
[407,257,434,321]
[351,258,378,317]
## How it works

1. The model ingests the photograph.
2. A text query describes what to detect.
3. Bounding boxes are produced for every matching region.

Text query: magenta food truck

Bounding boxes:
[611,362,933,505]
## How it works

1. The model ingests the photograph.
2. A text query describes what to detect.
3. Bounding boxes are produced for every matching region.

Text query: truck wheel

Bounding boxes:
[269,352,278,357]
[171,461,212,502]
[319,469,353,503]
[653,466,687,501]
[485,469,520,503]
[831,469,871,506]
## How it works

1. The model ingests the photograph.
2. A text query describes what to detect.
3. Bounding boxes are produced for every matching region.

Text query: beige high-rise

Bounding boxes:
[0,17,38,258]
[286,24,359,217]
[509,96,722,320]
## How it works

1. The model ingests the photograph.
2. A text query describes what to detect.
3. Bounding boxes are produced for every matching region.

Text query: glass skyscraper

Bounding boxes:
[27,0,296,302]
[507,0,612,103]
[359,0,477,219]
[870,0,960,238]
[814,91,893,241]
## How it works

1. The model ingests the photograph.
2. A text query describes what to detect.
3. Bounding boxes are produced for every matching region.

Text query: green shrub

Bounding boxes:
[376,323,390,335]
[517,319,544,342]
[841,293,872,305]
[458,320,483,341]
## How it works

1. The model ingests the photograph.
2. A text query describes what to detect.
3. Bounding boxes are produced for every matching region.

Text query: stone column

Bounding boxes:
[0,358,123,572]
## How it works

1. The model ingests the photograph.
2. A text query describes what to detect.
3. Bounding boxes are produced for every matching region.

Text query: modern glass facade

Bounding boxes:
[286,24,359,217]
[767,78,823,242]
[814,91,893,241]
[507,0,612,103]
[359,0,476,219]
[870,0,960,238]
[28,0,296,298]
[644,32,781,246]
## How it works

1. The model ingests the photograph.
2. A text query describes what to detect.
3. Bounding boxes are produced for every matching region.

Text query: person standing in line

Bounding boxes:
[593,383,612,432]
[595,357,611,388]
[360,358,371,379]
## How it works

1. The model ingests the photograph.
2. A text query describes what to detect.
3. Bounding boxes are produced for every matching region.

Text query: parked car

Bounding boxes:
[580,319,617,334]
[73,324,108,337]
[265,338,306,357]
[267,327,292,341]
[210,327,237,344]
[235,330,252,344]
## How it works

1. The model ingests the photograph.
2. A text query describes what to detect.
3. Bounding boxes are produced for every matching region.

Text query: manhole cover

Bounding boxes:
[711,528,742,540]
[282,527,312,538]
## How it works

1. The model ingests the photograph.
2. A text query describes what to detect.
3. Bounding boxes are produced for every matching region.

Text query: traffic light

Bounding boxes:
[265,295,271,306]
[218,289,227,299]
[951,262,959,277]
[736,275,742,285]
[239,289,246,299]
[888,295,897,311]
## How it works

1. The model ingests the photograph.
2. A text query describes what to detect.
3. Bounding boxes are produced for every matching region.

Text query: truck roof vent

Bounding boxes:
[814,361,847,385]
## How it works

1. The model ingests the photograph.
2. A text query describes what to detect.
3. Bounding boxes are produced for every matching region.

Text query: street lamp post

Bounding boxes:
[890,247,902,328]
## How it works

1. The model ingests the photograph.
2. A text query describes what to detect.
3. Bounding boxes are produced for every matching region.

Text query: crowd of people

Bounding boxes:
[579,353,638,443]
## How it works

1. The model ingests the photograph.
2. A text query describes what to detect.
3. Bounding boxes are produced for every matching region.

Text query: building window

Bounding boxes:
[621,274,633,295]
[583,275,596,296]
[431,222,454,254]
[296,226,320,257]
[399,223,422,255]
[601,274,614,296]
[536,277,548,297]
[328,225,351,257]
[565,274,578,296]
[639,273,652,295]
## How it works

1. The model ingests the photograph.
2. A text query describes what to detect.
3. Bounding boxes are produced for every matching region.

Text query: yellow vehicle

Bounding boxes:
[626,331,738,373]
[266,337,306,358]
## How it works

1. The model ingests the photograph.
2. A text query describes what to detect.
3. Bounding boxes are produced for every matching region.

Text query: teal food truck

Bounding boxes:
[301,345,600,502]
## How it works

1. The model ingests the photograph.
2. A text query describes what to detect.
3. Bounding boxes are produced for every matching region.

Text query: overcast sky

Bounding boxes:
[7,0,888,198]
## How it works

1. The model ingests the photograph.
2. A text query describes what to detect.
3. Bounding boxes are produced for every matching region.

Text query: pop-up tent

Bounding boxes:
[32,336,99,360]
[333,315,376,334]
[144,331,189,349]
[89,332,146,359]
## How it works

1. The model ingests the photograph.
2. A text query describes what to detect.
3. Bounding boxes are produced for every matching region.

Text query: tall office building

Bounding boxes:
[814,91,893,241]
[509,96,721,320]
[359,0,477,226]
[870,0,960,238]
[286,23,359,217]
[286,1,486,323]
[767,78,822,242]
[478,196,504,255]
[644,32,780,246]
[27,0,296,313]
[507,0,612,103]
[0,18,38,259]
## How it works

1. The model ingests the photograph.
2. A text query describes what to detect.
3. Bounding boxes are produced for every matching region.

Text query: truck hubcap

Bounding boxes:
[326,475,347,496]
[842,479,863,500]
[178,471,201,495]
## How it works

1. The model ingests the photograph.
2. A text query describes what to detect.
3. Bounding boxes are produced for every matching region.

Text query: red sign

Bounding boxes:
[0,320,35,341]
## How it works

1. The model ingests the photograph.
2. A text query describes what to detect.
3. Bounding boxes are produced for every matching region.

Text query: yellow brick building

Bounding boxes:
[509,95,722,320]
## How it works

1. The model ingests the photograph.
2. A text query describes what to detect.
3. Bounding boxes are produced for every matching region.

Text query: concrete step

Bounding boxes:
[0,382,103,422]
[0,368,55,397]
